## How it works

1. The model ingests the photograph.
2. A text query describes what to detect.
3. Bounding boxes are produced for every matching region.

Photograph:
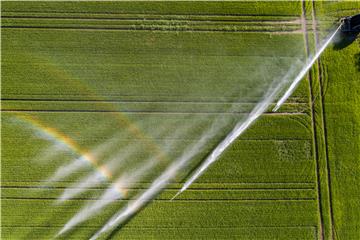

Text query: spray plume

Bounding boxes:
[174,24,342,199]
[273,24,342,111]
[12,18,343,240]
[57,121,197,237]
[89,130,217,240]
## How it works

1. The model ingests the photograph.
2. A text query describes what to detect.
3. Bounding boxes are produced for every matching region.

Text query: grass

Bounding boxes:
[2,30,308,101]
[2,1,302,17]
[319,27,360,240]
[1,1,359,240]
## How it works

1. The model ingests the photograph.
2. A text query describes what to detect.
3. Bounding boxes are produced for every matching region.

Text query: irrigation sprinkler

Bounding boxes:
[341,14,360,34]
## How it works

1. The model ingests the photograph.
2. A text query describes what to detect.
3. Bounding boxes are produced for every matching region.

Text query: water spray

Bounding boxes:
[32,12,359,239]
[86,15,360,238]
[274,14,359,111]
[173,23,345,200]
[272,24,342,112]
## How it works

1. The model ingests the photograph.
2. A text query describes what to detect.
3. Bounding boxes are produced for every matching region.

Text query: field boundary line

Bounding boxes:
[1,181,316,184]
[2,15,302,24]
[1,98,307,105]
[1,186,314,191]
[2,138,312,142]
[311,2,335,239]
[1,11,301,18]
[1,109,308,115]
[1,25,303,34]
[302,1,324,239]
[1,197,316,201]
[1,225,317,229]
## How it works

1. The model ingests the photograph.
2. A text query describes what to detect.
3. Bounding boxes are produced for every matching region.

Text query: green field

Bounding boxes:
[1,1,359,240]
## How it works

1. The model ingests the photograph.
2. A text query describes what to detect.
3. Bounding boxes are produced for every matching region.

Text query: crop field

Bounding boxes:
[1,1,359,240]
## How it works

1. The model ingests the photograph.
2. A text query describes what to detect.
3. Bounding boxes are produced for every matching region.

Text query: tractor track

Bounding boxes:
[2,15,302,25]
[1,108,308,115]
[311,2,335,239]
[2,13,302,33]
[301,2,326,240]
[2,25,303,34]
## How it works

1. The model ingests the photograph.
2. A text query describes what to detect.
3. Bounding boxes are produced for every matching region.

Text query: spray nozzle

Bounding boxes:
[340,14,360,34]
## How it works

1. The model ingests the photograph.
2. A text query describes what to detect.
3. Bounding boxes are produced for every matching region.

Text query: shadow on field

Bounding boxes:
[333,32,359,50]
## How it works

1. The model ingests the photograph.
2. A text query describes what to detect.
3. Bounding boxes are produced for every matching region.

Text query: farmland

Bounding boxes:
[1,1,359,240]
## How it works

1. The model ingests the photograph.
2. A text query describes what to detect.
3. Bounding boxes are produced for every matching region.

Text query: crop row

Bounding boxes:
[2,225,317,240]
[1,100,310,114]
[316,15,360,240]
[2,18,303,33]
[2,199,317,229]
[1,181,316,190]
[2,29,309,103]
[2,1,302,17]
[2,186,315,201]
[2,116,314,187]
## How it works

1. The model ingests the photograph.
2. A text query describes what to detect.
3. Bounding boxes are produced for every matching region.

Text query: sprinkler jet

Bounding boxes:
[341,14,360,34]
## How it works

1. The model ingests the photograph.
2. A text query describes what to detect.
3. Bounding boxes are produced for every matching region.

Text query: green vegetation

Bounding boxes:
[1,1,359,240]
[314,3,360,239]
[2,1,302,17]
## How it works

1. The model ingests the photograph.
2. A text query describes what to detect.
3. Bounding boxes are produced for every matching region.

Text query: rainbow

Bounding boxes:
[9,52,169,198]
[14,113,127,197]
[21,51,167,164]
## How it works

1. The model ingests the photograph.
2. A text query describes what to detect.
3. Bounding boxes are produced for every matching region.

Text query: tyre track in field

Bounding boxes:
[2,12,302,33]
[311,2,335,239]
[303,1,336,239]
[3,190,316,201]
[2,225,318,229]
[301,1,325,239]
[2,197,316,201]
[2,11,301,19]
[1,186,315,190]
[2,183,316,201]
[1,181,316,188]
[1,98,308,104]
[1,26,303,34]
[2,15,302,24]
[1,108,308,115]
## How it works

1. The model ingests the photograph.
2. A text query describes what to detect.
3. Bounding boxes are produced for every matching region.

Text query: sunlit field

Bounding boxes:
[1,1,359,240]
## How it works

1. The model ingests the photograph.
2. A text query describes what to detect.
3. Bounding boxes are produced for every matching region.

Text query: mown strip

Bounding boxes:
[2,13,300,23]
[2,16,301,32]
[2,1,302,17]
